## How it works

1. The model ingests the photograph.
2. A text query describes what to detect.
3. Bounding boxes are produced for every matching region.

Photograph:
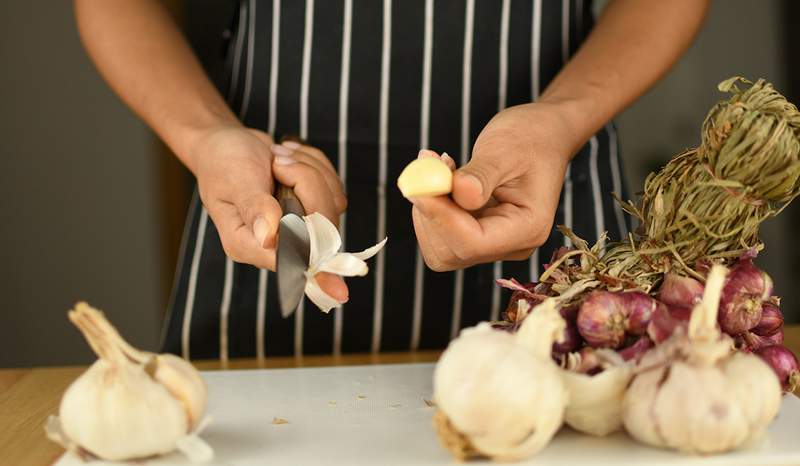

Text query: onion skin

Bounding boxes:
[647,303,691,344]
[741,329,784,352]
[751,303,783,336]
[577,292,628,348]
[625,292,657,335]
[755,345,800,393]
[718,259,771,335]
[618,336,653,363]
[658,274,704,307]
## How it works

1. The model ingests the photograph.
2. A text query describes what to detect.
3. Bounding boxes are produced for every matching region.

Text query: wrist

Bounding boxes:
[164,106,242,174]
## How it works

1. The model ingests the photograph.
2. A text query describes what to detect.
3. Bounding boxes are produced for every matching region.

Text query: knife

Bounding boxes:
[275,184,310,318]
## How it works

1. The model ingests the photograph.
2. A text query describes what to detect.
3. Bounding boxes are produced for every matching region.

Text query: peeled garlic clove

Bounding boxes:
[561,358,632,436]
[433,300,568,461]
[397,157,453,198]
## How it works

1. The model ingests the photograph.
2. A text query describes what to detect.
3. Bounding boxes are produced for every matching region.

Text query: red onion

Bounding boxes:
[647,303,691,344]
[755,345,800,393]
[625,292,657,335]
[741,328,784,351]
[751,303,783,336]
[658,273,704,307]
[577,292,628,348]
[618,335,653,363]
[718,258,772,335]
[553,321,582,354]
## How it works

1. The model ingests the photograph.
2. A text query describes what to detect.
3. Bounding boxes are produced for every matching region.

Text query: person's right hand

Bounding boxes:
[188,125,349,301]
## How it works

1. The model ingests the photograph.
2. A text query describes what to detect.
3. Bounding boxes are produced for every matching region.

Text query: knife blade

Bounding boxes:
[275,184,310,318]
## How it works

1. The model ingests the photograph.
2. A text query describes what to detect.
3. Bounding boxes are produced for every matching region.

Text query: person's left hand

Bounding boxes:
[409,102,577,271]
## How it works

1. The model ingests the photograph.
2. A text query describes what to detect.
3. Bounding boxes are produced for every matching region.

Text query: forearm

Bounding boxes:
[74,0,240,172]
[539,0,709,156]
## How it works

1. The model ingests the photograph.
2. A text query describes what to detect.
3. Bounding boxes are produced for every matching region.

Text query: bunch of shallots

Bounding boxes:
[46,303,213,462]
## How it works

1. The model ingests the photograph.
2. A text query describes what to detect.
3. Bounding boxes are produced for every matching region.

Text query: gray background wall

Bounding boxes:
[0,0,795,367]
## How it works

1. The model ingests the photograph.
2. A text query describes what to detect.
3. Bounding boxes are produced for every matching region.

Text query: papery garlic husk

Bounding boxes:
[46,302,212,462]
[432,299,568,461]
[561,349,632,436]
[622,266,782,454]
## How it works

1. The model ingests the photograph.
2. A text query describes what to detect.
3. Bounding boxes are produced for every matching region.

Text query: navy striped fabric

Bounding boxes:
[161,0,632,360]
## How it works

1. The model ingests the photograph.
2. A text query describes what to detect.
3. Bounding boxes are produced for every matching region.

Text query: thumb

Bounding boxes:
[236,188,283,249]
[452,155,511,211]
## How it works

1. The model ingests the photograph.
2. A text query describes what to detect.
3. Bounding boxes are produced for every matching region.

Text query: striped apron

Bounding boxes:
[161,0,632,360]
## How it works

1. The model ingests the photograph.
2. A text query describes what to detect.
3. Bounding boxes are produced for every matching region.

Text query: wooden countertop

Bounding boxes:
[2,328,799,466]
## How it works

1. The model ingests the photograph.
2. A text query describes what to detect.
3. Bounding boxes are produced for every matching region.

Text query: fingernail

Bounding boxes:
[274,154,296,166]
[417,149,437,159]
[271,144,293,157]
[253,216,269,247]
[441,152,455,166]
[282,141,301,150]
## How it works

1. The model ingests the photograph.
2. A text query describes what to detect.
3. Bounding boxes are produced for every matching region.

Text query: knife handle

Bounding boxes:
[276,184,306,217]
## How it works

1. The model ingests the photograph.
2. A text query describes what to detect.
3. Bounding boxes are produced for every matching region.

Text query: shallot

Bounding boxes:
[751,302,783,336]
[755,345,799,393]
[658,273,704,307]
[718,257,772,335]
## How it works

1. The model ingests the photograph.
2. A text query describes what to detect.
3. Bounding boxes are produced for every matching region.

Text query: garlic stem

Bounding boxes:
[689,265,727,341]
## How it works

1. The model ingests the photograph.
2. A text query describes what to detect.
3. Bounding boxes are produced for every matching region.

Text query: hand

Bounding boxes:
[189,125,348,300]
[410,103,574,271]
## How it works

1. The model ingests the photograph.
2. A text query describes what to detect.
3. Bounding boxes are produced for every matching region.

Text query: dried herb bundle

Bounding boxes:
[561,78,800,297]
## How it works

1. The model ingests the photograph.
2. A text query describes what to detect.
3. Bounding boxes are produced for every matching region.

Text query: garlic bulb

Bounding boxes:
[561,349,632,436]
[622,265,782,454]
[302,212,387,312]
[433,299,568,461]
[46,303,212,462]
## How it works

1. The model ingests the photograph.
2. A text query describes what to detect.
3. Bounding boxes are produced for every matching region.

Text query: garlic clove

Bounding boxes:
[622,365,669,448]
[723,352,781,434]
[561,364,632,436]
[150,353,209,431]
[397,157,453,198]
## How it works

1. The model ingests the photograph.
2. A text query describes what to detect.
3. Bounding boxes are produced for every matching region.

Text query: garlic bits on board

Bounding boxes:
[622,265,782,454]
[45,302,213,462]
[432,299,569,461]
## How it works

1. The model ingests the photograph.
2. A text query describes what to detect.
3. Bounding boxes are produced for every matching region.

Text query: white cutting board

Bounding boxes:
[54,363,800,466]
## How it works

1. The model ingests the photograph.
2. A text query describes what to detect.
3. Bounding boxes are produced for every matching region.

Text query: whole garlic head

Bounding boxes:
[46,303,212,462]
[622,265,782,454]
[433,299,568,461]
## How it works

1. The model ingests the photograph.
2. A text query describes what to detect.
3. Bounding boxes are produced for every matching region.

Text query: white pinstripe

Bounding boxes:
[588,135,605,251]
[220,0,256,362]
[226,4,247,104]
[181,208,208,360]
[607,123,629,237]
[292,0,315,357]
[490,0,511,323]
[451,0,475,340]
[529,0,542,281]
[333,0,353,356]
[371,0,392,353]
[561,0,572,248]
[411,0,434,351]
[257,0,282,361]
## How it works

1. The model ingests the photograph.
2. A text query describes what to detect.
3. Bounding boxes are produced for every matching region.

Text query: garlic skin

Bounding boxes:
[561,350,632,437]
[302,212,387,313]
[433,300,568,461]
[59,360,190,460]
[622,266,782,454]
[46,303,213,462]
